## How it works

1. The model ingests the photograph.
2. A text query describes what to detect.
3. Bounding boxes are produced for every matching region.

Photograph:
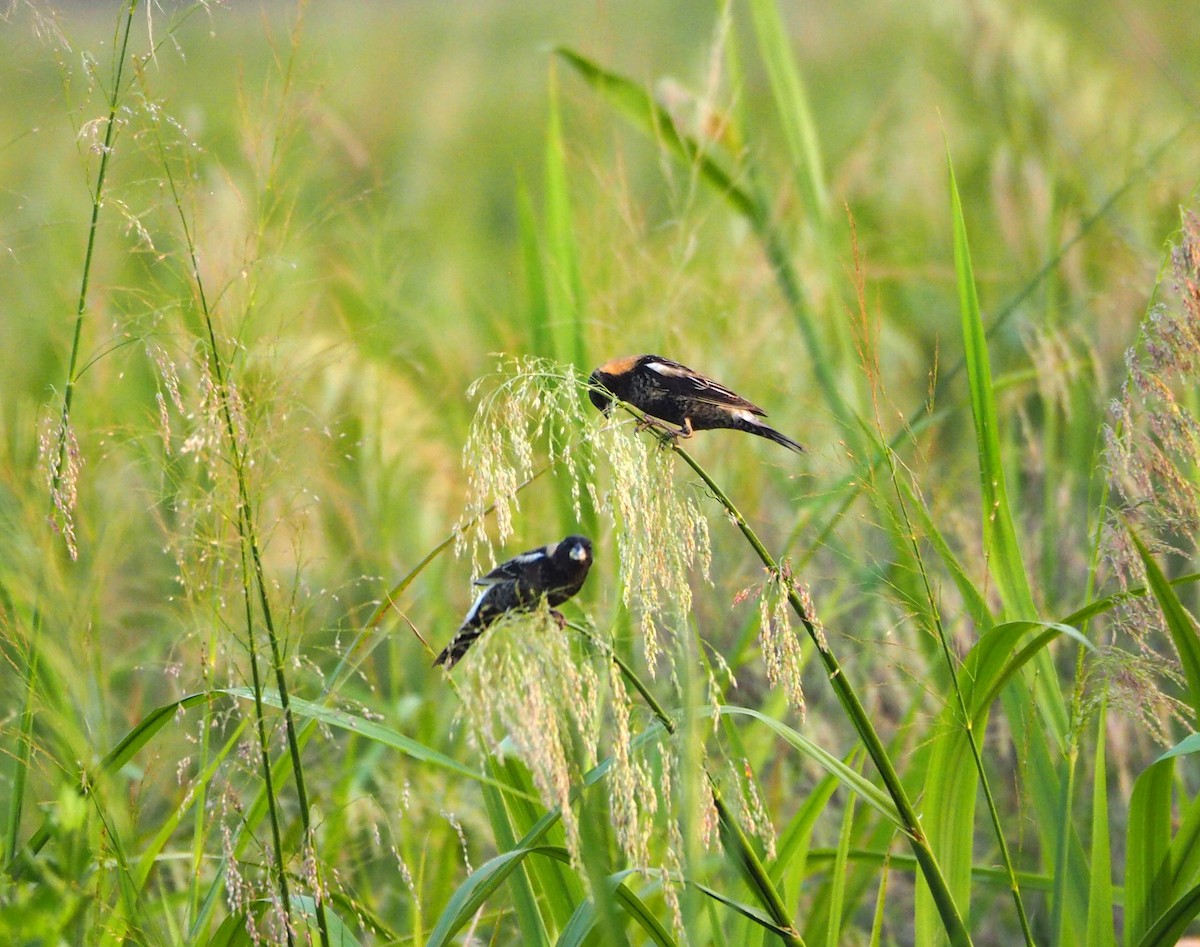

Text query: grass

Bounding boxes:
[3,0,1200,944]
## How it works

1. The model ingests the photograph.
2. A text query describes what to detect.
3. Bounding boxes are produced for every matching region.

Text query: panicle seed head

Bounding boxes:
[588,421,711,675]
[39,414,82,560]
[456,605,600,866]
[458,356,712,673]
[1085,645,1190,745]
[457,355,592,570]
[606,664,658,868]
[739,758,777,860]
[739,561,812,719]
[756,564,806,720]
[1099,211,1200,732]
[453,356,748,914]
[1105,213,1200,548]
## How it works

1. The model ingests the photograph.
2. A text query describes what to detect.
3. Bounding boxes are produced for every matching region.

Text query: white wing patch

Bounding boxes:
[476,545,551,585]
[518,543,555,562]
[460,586,492,626]
[646,360,689,378]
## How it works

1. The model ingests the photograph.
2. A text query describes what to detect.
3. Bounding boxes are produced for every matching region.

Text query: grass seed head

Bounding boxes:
[1100,211,1200,729]
[456,605,601,865]
[39,414,82,560]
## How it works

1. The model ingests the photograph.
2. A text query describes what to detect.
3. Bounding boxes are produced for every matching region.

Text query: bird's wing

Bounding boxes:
[643,357,767,415]
[459,585,495,626]
[474,544,552,585]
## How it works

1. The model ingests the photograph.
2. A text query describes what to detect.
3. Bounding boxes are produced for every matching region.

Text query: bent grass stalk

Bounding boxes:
[593,630,805,946]
[875,436,1035,944]
[157,131,330,947]
[5,0,140,875]
[608,404,975,947]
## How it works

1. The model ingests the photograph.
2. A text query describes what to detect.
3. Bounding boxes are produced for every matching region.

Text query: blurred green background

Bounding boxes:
[3,0,1200,943]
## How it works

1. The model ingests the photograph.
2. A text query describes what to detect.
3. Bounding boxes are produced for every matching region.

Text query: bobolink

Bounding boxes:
[588,354,804,453]
[434,534,594,669]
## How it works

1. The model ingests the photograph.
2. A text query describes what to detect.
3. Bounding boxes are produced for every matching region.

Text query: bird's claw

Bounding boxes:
[633,416,686,449]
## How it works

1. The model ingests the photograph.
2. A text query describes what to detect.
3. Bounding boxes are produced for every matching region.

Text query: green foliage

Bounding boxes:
[3,0,1200,944]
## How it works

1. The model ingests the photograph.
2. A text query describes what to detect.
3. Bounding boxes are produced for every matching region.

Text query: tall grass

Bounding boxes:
[2,1,1200,944]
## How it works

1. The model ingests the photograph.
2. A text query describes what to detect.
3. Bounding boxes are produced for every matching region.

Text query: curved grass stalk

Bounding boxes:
[875,434,1035,944]
[640,424,973,946]
[158,146,327,947]
[590,631,806,947]
[5,0,141,875]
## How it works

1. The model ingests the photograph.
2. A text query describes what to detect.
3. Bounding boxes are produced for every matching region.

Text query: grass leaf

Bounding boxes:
[746,0,828,227]
[946,147,1034,619]
[718,706,903,828]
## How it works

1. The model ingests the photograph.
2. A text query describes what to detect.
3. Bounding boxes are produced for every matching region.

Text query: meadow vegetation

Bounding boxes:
[3,1,1200,944]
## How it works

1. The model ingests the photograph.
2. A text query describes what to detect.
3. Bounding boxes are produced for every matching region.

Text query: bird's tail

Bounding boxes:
[749,420,805,453]
[434,627,482,669]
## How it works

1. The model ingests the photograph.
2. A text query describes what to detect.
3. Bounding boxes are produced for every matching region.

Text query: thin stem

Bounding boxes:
[876,437,1036,945]
[655,429,973,947]
[5,0,140,874]
[595,633,806,947]
[159,149,326,947]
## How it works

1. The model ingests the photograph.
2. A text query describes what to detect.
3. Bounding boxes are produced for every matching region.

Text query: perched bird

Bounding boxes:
[434,534,594,669]
[588,354,804,453]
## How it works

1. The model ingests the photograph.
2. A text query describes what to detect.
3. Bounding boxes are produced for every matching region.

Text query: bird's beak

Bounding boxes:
[569,544,589,562]
[587,388,613,416]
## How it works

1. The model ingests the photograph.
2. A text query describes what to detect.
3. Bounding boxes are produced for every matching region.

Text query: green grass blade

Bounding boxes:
[241,689,538,800]
[211,897,364,947]
[517,177,552,359]
[480,758,552,947]
[946,147,1034,619]
[428,845,569,947]
[718,706,903,828]
[494,755,581,930]
[291,896,363,947]
[770,769,839,883]
[917,616,1084,945]
[826,765,860,947]
[691,881,801,940]
[947,148,1080,935]
[746,0,828,227]
[135,719,246,889]
[1127,526,1200,726]
[1169,767,1200,890]
[964,620,1093,725]
[1125,757,1174,946]
[1134,883,1200,947]
[557,869,675,947]
[553,47,758,220]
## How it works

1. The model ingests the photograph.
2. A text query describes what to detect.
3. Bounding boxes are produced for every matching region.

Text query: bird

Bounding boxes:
[588,354,804,453]
[434,534,594,669]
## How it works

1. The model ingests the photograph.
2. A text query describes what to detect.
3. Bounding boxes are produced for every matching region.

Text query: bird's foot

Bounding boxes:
[632,416,680,449]
[550,609,566,629]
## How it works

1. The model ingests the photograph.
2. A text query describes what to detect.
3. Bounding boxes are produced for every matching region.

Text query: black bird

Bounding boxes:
[588,354,804,453]
[434,534,594,669]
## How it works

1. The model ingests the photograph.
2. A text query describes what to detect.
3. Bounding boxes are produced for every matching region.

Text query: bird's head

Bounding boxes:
[587,370,614,415]
[560,535,593,565]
